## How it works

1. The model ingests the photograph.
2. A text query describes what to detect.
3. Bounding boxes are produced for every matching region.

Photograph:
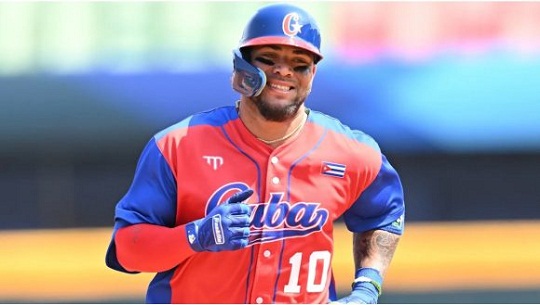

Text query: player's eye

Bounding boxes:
[293,65,310,73]
[255,57,274,66]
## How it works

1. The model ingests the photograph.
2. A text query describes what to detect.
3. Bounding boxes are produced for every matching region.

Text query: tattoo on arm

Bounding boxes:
[353,230,401,276]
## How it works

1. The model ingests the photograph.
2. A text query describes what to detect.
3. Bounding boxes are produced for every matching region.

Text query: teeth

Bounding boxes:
[269,83,290,91]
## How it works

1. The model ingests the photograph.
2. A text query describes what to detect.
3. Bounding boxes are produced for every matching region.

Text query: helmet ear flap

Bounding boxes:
[240,47,252,63]
[232,49,267,97]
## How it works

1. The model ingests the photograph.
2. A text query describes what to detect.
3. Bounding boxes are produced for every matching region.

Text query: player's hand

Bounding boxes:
[331,268,382,304]
[186,189,253,252]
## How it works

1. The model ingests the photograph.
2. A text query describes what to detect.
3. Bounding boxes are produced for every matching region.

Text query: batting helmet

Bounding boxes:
[232,3,323,97]
[239,3,323,62]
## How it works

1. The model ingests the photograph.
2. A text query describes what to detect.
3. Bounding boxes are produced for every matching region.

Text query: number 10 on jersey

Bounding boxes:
[284,250,331,293]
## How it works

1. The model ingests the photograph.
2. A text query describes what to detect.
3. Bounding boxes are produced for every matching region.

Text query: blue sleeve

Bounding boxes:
[343,154,405,235]
[114,138,177,228]
[105,137,177,272]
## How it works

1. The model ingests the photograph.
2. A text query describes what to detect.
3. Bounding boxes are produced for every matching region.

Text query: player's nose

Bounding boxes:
[272,63,294,77]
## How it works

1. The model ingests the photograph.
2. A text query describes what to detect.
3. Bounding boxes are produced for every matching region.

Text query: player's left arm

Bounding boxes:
[353,229,401,300]
[354,229,400,278]
[332,230,401,304]
[334,153,405,304]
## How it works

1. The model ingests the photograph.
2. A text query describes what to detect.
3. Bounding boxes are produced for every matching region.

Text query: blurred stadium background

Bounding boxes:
[1,1,540,303]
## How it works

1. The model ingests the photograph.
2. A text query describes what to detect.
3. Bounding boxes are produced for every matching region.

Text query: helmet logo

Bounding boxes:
[282,12,303,37]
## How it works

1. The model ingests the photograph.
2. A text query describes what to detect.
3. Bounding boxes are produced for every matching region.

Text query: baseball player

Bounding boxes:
[106,3,404,304]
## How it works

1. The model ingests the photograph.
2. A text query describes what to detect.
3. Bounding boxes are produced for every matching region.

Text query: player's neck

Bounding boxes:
[236,100,308,147]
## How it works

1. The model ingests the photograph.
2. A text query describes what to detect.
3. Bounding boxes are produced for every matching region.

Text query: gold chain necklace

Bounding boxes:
[236,101,307,145]
[256,113,307,144]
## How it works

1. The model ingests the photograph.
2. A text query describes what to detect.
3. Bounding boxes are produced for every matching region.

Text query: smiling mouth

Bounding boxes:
[268,82,293,92]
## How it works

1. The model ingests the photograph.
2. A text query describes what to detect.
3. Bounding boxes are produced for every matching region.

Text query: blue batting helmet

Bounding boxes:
[232,3,323,97]
[239,3,323,63]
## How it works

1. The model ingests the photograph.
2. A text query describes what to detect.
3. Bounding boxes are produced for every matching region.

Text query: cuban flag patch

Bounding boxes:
[321,161,346,178]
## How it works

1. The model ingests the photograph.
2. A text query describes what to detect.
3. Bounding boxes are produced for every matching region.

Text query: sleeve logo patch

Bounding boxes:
[321,161,346,178]
[392,214,404,230]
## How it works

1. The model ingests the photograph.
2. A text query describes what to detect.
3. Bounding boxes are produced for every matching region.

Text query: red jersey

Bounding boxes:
[106,105,404,303]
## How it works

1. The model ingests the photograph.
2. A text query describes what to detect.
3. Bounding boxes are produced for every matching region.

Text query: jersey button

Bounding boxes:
[272,177,280,184]
[263,250,271,257]
[271,156,279,164]
[256,297,263,304]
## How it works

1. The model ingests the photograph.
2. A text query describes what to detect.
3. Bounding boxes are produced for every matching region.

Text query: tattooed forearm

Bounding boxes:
[352,230,401,276]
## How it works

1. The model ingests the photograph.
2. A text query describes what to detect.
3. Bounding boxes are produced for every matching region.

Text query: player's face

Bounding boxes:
[249,45,317,122]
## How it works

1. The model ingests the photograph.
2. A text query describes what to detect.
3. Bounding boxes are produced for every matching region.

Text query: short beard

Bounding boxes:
[251,95,304,122]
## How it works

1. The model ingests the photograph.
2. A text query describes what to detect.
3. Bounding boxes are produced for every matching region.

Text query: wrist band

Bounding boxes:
[352,267,383,296]
[352,276,382,296]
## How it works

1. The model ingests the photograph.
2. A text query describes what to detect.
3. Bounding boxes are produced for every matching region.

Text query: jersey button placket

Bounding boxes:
[270,156,280,186]
[250,154,282,304]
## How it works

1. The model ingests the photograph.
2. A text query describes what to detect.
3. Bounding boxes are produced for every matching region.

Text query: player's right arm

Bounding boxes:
[105,138,252,273]
[113,223,196,273]
[105,137,187,273]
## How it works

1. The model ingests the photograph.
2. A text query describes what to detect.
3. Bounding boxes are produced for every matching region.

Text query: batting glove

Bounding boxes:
[186,189,253,252]
[331,268,382,304]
